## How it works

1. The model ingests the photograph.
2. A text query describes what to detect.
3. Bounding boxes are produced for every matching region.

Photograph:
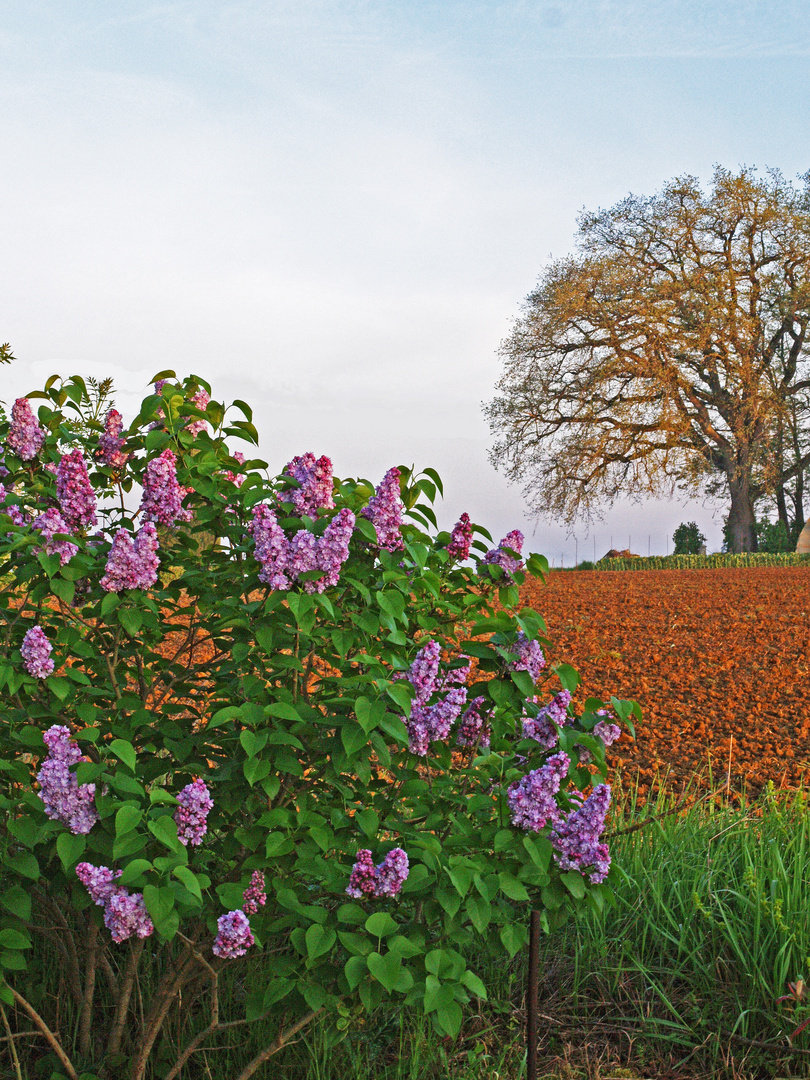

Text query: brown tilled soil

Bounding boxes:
[523,567,810,798]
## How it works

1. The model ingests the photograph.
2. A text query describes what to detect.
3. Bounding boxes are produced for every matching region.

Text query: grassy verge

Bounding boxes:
[11,777,810,1079]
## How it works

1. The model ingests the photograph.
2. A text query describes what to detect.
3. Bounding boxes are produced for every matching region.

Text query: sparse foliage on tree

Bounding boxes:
[485,167,810,552]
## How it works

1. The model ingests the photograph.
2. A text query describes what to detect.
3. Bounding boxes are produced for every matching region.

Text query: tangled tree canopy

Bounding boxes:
[485,167,810,551]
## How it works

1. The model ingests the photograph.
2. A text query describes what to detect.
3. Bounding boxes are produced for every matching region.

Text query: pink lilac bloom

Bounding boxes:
[0,483,25,526]
[100,523,160,592]
[186,388,210,435]
[456,696,491,749]
[447,512,472,561]
[346,848,409,898]
[314,508,355,590]
[346,849,377,898]
[7,398,44,460]
[224,451,246,487]
[139,449,192,526]
[97,409,128,468]
[173,778,213,846]
[212,910,255,959]
[288,529,320,581]
[550,784,612,883]
[33,508,78,565]
[362,467,404,552]
[56,449,97,530]
[242,871,267,915]
[407,640,441,703]
[374,849,409,897]
[483,530,525,574]
[507,751,571,833]
[509,631,546,681]
[21,625,54,678]
[249,504,291,590]
[37,725,98,835]
[402,642,468,755]
[154,379,168,393]
[76,862,154,942]
[279,453,335,517]
[522,690,572,750]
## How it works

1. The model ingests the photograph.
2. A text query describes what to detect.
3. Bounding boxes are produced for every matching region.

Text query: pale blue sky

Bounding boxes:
[1,2,808,559]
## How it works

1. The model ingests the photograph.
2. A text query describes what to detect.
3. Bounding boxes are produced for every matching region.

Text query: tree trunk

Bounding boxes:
[727,475,758,552]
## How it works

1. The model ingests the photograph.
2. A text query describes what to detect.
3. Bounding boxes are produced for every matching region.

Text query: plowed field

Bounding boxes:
[523,567,810,797]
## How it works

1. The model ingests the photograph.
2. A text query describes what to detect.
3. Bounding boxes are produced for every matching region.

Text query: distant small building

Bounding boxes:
[796,523,810,553]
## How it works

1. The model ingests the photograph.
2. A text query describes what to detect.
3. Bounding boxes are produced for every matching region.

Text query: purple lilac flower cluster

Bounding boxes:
[76,862,154,942]
[97,409,128,468]
[224,451,246,487]
[0,482,25,525]
[56,449,97,530]
[173,778,213,846]
[362,467,404,552]
[212,910,255,958]
[507,751,570,832]
[594,709,622,747]
[32,508,78,565]
[139,449,192,526]
[346,848,409,899]
[446,512,472,561]
[242,871,266,915]
[21,625,54,678]
[456,696,491,749]
[483,529,525,574]
[100,523,160,592]
[509,631,546,681]
[36,725,98,835]
[249,505,355,593]
[186,388,210,435]
[279,453,335,516]
[550,784,612,883]
[402,640,469,756]
[521,690,572,749]
[7,398,44,460]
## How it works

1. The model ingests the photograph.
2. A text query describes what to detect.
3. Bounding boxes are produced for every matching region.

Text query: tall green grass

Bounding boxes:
[10,777,810,1078]
[595,552,810,570]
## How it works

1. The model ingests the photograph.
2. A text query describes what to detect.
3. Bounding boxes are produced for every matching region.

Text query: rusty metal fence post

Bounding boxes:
[526,908,541,1080]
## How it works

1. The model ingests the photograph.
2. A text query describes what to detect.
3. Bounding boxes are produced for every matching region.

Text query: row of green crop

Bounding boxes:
[592,551,810,571]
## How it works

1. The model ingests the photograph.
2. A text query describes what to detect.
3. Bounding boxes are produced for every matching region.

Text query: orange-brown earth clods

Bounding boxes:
[523,567,810,796]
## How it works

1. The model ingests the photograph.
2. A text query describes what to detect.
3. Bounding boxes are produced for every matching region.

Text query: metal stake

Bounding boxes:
[527,908,540,1080]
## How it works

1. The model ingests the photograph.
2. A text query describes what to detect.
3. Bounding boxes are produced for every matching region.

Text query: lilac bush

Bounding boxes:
[0,369,637,1079]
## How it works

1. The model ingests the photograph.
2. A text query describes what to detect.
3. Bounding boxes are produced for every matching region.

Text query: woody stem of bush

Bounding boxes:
[163,935,262,1080]
[129,944,197,1080]
[9,987,78,1080]
[233,1008,323,1080]
[105,937,145,1059]
[78,915,100,1057]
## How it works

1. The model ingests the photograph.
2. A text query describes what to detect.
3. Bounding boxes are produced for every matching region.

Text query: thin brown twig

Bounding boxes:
[0,1000,23,1080]
[9,987,78,1080]
[233,1009,323,1080]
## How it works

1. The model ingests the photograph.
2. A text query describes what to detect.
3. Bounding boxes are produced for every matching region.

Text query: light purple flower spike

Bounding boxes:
[506,751,570,833]
[483,530,525,574]
[56,449,97,529]
[33,508,78,565]
[21,625,54,678]
[447,512,472,561]
[76,862,154,942]
[100,523,160,592]
[212,910,255,958]
[362,467,404,551]
[173,778,213,846]
[7,398,44,460]
[346,848,409,899]
[37,725,98,835]
[97,409,128,468]
[140,448,192,526]
[279,453,335,516]
[550,784,612,883]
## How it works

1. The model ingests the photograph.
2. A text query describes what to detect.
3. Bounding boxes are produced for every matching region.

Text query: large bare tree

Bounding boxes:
[485,167,810,551]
